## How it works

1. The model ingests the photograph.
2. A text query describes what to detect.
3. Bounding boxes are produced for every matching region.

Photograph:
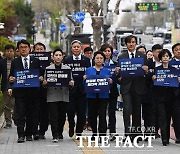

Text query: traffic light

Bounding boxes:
[103,25,111,43]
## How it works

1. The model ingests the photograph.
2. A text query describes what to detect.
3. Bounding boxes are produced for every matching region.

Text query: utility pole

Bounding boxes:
[103,0,108,43]
[80,0,83,33]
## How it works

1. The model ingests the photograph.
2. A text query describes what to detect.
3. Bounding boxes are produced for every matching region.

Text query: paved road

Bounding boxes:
[0,111,180,154]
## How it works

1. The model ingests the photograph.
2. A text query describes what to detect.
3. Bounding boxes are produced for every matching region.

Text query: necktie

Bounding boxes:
[24,58,28,69]
[131,53,134,58]
[75,57,79,60]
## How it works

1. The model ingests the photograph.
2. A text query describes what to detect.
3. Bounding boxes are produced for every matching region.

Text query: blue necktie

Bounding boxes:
[24,58,28,69]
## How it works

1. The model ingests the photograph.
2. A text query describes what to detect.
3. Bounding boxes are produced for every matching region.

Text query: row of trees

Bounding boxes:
[0,0,34,42]
[32,0,122,50]
[31,0,179,50]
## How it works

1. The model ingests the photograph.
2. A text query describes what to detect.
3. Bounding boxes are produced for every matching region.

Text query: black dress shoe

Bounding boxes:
[17,137,25,143]
[39,135,46,139]
[58,134,63,140]
[175,138,180,144]
[69,129,74,137]
[33,134,39,140]
[155,133,161,139]
[76,133,81,140]
[162,140,167,146]
[26,136,32,141]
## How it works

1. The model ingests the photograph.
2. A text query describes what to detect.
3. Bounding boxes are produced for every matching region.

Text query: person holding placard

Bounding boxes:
[118,35,148,142]
[83,51,112,141]
[43,49,74,143]
[63,40,90,138]
[33,42,49,140]
[100,43,119,141]
[152,49,180,146]
[171,43,180,144]
[8,39,43,143]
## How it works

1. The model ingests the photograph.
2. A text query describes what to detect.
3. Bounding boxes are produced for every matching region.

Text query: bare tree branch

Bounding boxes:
[114,0,122,15]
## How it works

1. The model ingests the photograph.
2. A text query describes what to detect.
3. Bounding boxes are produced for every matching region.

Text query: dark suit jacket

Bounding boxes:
[0,58,8,92]
[118,51,147,95]
[170,58,180,97]
[9,56,41,98]
[63,55,90,95]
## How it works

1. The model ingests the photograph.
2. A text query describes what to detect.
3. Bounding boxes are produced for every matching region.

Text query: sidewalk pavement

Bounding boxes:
[0,111,180,154]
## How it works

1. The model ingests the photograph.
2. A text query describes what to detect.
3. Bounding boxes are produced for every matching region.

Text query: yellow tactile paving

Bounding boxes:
[64,120,105,154]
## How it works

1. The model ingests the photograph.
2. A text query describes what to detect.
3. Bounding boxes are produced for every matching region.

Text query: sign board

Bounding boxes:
[29,52,51,69]
[59,24,66,32]
[14,34,27,43]
[85,75,110,93]
[154,68,179,87]
[131,18,144,27]
[135,3,161,11]
[45,69,71,87]
[14,69,40,88]
[168,2,174,11]
[75,12,85,23]
[119,58,144,77]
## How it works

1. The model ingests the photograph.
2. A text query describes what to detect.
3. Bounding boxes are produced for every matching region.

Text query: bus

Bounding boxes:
[153,29,172,44]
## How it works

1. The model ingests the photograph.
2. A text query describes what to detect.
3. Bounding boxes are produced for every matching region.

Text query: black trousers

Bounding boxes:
[15,96,39,137]
[142,88,157,135]
[108,97,117,134]
[172,94,180,140]
[156,100,174,141]
[39,88,49,136]
[67,94,87,134]
[122,88,143,137]
[88,98,108,136]
[49,101,67,138]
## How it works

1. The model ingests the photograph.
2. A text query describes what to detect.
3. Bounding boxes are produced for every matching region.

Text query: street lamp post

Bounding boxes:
[103,0,108,43]
[32,25,35,45]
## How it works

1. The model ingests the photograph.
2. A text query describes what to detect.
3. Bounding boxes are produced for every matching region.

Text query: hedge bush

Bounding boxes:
[49,41,62,51]
[0,36,16,52]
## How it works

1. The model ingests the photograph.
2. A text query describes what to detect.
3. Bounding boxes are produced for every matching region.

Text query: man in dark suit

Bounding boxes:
[63,40,90,138]
[171,43,180,144]
[0,44,15,128]
[118,35,148,140]
[146,44,163,139]
[8,39,43,143]
[33,42,49,140]
[84,47,94,67]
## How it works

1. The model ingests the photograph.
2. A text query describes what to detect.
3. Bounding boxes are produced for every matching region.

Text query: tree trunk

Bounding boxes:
[93,26,102,51]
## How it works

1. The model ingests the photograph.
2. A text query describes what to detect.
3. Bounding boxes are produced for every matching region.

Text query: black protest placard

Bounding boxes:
[45,69,71,87]
[30,52,51,68]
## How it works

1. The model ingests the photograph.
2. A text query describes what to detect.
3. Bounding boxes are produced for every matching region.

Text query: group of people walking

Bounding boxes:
[0,35,180,147]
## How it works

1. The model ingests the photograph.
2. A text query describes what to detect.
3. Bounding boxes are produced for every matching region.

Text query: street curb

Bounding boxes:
[0,113,5,131]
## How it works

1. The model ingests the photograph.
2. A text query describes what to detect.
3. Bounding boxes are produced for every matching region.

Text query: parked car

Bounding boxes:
[134,29,143,34]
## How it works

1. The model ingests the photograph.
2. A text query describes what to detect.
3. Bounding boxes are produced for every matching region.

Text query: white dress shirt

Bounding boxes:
[73,54,81,60]
[21,55,30,69]
[128,50,136,59]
